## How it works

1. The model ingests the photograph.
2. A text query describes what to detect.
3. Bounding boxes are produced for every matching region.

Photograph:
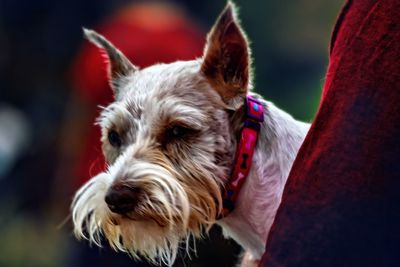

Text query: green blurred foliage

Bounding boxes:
[0,212,67,267]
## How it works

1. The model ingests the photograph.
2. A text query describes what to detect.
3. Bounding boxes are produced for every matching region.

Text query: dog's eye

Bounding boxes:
[108,130,122,147]
[168,125,195,138]
[171,126,186,137]
[172,126,184,137]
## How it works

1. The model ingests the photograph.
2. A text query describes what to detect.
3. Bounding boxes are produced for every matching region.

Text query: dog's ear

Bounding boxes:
[83,28,138,99]
[201,2,251,103]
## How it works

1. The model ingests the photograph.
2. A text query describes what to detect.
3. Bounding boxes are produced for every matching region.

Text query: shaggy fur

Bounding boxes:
[72,2,310,266]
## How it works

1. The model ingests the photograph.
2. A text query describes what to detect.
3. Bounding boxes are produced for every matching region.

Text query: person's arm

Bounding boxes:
[260,0,400,266]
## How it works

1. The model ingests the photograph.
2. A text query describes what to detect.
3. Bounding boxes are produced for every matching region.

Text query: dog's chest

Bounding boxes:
[217,164,286,260]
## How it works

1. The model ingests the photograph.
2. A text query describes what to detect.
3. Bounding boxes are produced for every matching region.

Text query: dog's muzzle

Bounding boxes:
[105,184,142,215]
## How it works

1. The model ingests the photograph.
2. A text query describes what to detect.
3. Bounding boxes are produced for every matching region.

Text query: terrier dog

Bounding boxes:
[72,2,310,266]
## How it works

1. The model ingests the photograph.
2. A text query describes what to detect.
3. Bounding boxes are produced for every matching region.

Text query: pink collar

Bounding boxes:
[221,95,264,217]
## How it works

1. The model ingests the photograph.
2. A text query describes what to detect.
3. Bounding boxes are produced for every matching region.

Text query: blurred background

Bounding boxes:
[0,0,343,266]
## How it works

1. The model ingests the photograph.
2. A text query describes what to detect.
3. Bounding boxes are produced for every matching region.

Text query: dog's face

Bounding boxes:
[72,2,251,264]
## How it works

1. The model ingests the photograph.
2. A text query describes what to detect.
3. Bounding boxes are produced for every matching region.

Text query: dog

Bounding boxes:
[72,2,310,266]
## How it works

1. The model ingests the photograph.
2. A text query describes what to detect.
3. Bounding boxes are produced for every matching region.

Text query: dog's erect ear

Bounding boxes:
[83,28,138,98]
[201,2,251,103]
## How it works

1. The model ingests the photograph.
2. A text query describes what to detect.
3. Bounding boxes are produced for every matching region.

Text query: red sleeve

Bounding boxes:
[260,0,400,266]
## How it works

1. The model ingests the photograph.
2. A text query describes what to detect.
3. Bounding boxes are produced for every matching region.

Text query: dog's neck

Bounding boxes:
[218,97,310,260]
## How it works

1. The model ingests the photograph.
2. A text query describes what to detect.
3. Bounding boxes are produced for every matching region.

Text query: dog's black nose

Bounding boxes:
[105,184,141,215]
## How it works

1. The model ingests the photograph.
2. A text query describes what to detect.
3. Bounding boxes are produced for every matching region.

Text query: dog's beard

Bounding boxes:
[72,161,222,266]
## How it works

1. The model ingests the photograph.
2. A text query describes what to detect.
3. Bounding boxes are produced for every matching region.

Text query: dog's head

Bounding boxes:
[72,2,251,264]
